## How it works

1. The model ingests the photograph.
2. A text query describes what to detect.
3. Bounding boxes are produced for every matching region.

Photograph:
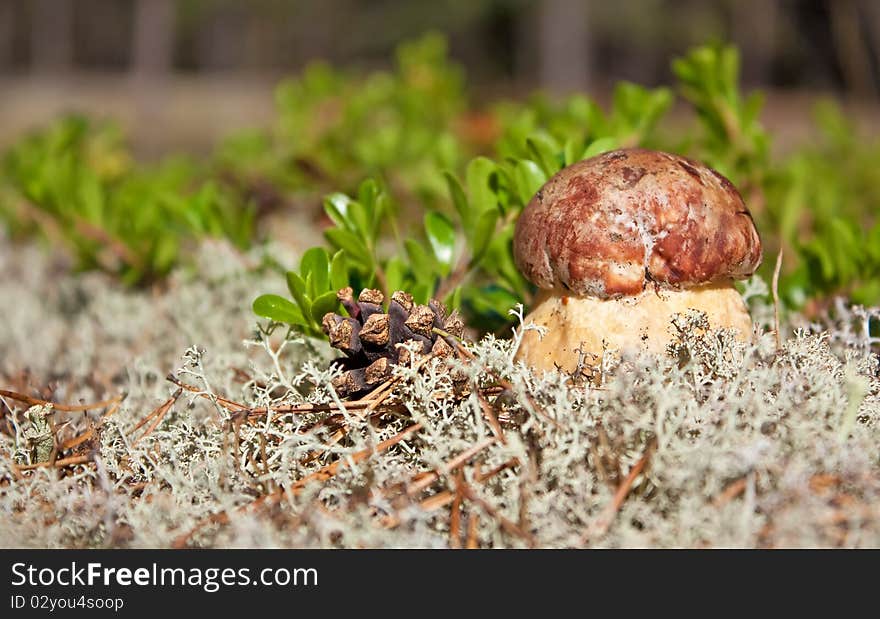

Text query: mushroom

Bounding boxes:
[513,148,762,373]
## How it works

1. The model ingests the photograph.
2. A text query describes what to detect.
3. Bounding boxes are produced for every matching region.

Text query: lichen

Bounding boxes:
[1,240,879,548]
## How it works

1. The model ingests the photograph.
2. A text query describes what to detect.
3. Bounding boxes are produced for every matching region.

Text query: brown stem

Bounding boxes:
[435,253,472,301]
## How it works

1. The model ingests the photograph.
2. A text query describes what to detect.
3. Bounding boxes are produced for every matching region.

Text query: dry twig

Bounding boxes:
[581,444,654,544]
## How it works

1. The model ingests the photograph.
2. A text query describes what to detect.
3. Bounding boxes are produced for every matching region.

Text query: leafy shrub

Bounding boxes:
[765,103,880,308]
[214,33,470,212]
[255,41,880,339]
[0,117,255,284]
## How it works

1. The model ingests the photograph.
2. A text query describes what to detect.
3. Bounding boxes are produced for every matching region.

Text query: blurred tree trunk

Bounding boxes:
[196,5,244,70]
[537,0,591,94]
[30,0,73,73]
[0,0,14,70]
[132,0,175,78]
[731,0,778,87]
[859,0,880,94]
[290,0,341,65]
[829,0,877,97]
[131,0,175,157]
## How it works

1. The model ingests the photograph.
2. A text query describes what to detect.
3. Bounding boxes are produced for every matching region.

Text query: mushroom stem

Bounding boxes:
[515,280,753,374]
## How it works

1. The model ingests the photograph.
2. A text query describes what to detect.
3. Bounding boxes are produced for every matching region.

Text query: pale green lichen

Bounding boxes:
[12,404,55,465]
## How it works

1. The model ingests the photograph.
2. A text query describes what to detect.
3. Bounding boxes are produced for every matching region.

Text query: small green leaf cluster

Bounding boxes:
[253,246,347,337]
[0,117,255,284]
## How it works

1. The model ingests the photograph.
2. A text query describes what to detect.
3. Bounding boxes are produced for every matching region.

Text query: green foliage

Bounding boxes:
[494,81,673,164]
[766,103,880,307]
[1,36,878,322]
[672,43,769,183]
[256,40,880,339]
[215,33,469,210]
[253,245,347,337]
[254,163,527,332]
[673,45,880,307]
[0,117,255,284]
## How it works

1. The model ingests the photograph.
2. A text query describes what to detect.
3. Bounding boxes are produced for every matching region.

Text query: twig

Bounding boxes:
[475,457,519,482]
[380,491,455,528]
[448,338,560,428]
[713,477,748,508]
[14,454,92,471]
[772,246,784,350]
[420,491,455,511]
[0,390,123,413]
[460,481,535,546]
[292,423,423,493]
[59,398,123,451]
[435,254,472,301]
[406,437,497,496]
[475,390,506,444]
[131,389,182,446]
[450,471,464,549]
[165,374,248,412]
[466,512,480,549]
[581,445,653,544]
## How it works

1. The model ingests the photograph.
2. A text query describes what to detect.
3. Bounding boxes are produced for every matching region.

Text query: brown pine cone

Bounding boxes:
[322,287,466,397]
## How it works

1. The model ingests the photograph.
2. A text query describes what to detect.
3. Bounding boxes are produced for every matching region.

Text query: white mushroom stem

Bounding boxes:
[515,280,753,374]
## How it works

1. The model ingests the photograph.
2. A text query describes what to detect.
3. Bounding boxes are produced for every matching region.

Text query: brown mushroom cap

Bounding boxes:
[513,148,763,298]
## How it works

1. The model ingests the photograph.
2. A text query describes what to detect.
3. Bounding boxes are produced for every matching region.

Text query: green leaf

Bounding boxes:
[78,172,104,222]
[466,157,497,213]
[358,179,378,212]
[286,271,311,316]
[424,211,456,273]
[411,282,433,305]
[253,294,306,325]
[444,285,463,311]
[513,159,547,205]
[526,133,562,177]
[582,136,620,159]
[464,285,520,320]
[324,193,354,231]
[325,228,372,266]
[310,290,341,324]
[384,256,408,295]
[300,246,330,297]
[425,211,455,275]
[358,179,385,239]
[444,171,472,231]
[470,208,499,265]
[563,137,583,166]
[329,250,349,291]
[405,239,438,282]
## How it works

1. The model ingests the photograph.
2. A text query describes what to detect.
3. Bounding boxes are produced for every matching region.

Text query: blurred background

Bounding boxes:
[2,0,880,156]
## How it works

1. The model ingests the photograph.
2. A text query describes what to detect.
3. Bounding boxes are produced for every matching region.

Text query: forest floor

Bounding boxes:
[2,235,879,548]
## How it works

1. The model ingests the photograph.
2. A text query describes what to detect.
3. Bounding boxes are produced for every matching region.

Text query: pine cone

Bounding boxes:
[322,287,466,397]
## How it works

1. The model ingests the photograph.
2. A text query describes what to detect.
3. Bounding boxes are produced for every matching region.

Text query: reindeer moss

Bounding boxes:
[1,239,879,548]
